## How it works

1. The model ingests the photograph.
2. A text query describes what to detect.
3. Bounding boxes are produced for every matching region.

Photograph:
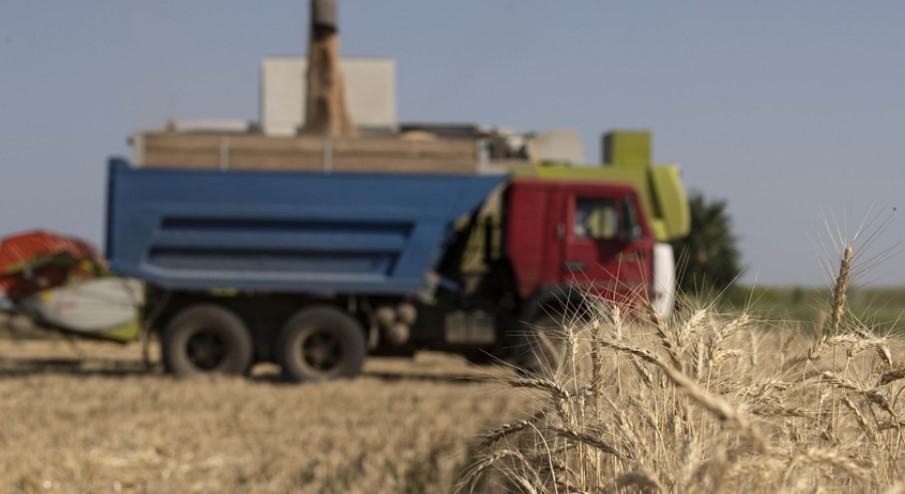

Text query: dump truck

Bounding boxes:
[105,131,689,381]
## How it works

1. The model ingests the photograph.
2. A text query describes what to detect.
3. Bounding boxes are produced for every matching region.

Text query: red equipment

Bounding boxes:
[505,179,653,305]
[0,230,102,299]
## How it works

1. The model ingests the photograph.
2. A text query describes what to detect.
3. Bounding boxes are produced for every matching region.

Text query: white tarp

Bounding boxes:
[21,278,143,333]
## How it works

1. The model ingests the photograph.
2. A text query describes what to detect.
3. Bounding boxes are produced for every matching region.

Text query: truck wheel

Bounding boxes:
[162,304,253,376]
[277,306,366,382]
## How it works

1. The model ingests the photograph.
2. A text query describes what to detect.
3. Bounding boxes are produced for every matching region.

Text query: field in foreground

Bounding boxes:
[0,340,529,493]
[5,282,905,493]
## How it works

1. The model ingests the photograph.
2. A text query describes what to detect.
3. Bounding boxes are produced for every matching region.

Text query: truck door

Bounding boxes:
[560,191,653,305]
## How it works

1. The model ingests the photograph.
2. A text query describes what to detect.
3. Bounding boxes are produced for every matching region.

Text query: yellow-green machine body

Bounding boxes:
[517,130,689,241]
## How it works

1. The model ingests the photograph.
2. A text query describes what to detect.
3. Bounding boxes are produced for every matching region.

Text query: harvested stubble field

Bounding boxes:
[0,339,530,493]
[5,244,905,493]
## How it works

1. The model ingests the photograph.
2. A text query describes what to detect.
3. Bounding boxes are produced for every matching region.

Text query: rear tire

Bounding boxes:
[277,305,367,382]
[162,304,253,376]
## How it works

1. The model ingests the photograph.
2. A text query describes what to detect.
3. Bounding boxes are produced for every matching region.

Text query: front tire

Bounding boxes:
[162,304,253,376]
[277,305,367,382]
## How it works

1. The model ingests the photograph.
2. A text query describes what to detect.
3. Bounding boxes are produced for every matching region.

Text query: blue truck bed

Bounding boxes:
[105,159,504,295]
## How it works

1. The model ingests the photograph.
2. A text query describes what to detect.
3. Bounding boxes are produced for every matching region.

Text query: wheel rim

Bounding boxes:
[299,329,343,373]
[186,329,227,370]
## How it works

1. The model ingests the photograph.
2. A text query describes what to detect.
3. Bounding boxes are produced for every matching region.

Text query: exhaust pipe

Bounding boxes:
[312,0,337,33]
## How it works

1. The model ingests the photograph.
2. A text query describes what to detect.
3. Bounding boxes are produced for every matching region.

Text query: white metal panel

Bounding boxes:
[526,130,586,164]
[171,119,253,133]
[652,243,676,318]
[22,278,143,333]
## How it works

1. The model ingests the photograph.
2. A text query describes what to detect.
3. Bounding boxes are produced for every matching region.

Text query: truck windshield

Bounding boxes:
[574,197,618,239]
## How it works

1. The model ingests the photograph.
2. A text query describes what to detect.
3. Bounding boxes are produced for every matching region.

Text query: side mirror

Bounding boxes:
[619,196,642,243]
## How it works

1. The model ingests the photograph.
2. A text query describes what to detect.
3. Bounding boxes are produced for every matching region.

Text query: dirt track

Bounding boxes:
[0,339,528,493]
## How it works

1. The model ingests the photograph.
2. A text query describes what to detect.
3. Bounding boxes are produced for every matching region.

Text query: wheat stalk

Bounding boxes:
[466,271,901,493]
[878,365,905,386]
[600,339,762,448]
[546,425,625,459]
[810,245,853,361]
[646,301,684,373]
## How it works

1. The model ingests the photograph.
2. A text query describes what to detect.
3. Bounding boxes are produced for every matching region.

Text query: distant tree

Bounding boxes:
[671,192,743,295]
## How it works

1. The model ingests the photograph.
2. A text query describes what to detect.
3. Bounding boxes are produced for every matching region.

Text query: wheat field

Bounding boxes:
[4,247,905,493]
[462,247,905,493]
[0,339,530,493]
[6,309,904,494]
[462,307,905,493]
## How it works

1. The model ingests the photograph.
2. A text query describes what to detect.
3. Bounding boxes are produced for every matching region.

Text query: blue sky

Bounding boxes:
[1,1,904,285]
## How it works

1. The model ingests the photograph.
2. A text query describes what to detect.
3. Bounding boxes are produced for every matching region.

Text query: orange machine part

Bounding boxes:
[0,230,101,299]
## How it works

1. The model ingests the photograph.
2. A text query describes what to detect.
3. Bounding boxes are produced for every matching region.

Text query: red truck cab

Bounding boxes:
[505,178,656,311]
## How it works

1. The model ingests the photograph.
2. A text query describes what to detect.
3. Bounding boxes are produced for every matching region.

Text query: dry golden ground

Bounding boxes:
[0,339,530,494]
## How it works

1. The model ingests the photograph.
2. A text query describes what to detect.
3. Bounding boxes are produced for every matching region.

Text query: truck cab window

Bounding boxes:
[574,197,618,239]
